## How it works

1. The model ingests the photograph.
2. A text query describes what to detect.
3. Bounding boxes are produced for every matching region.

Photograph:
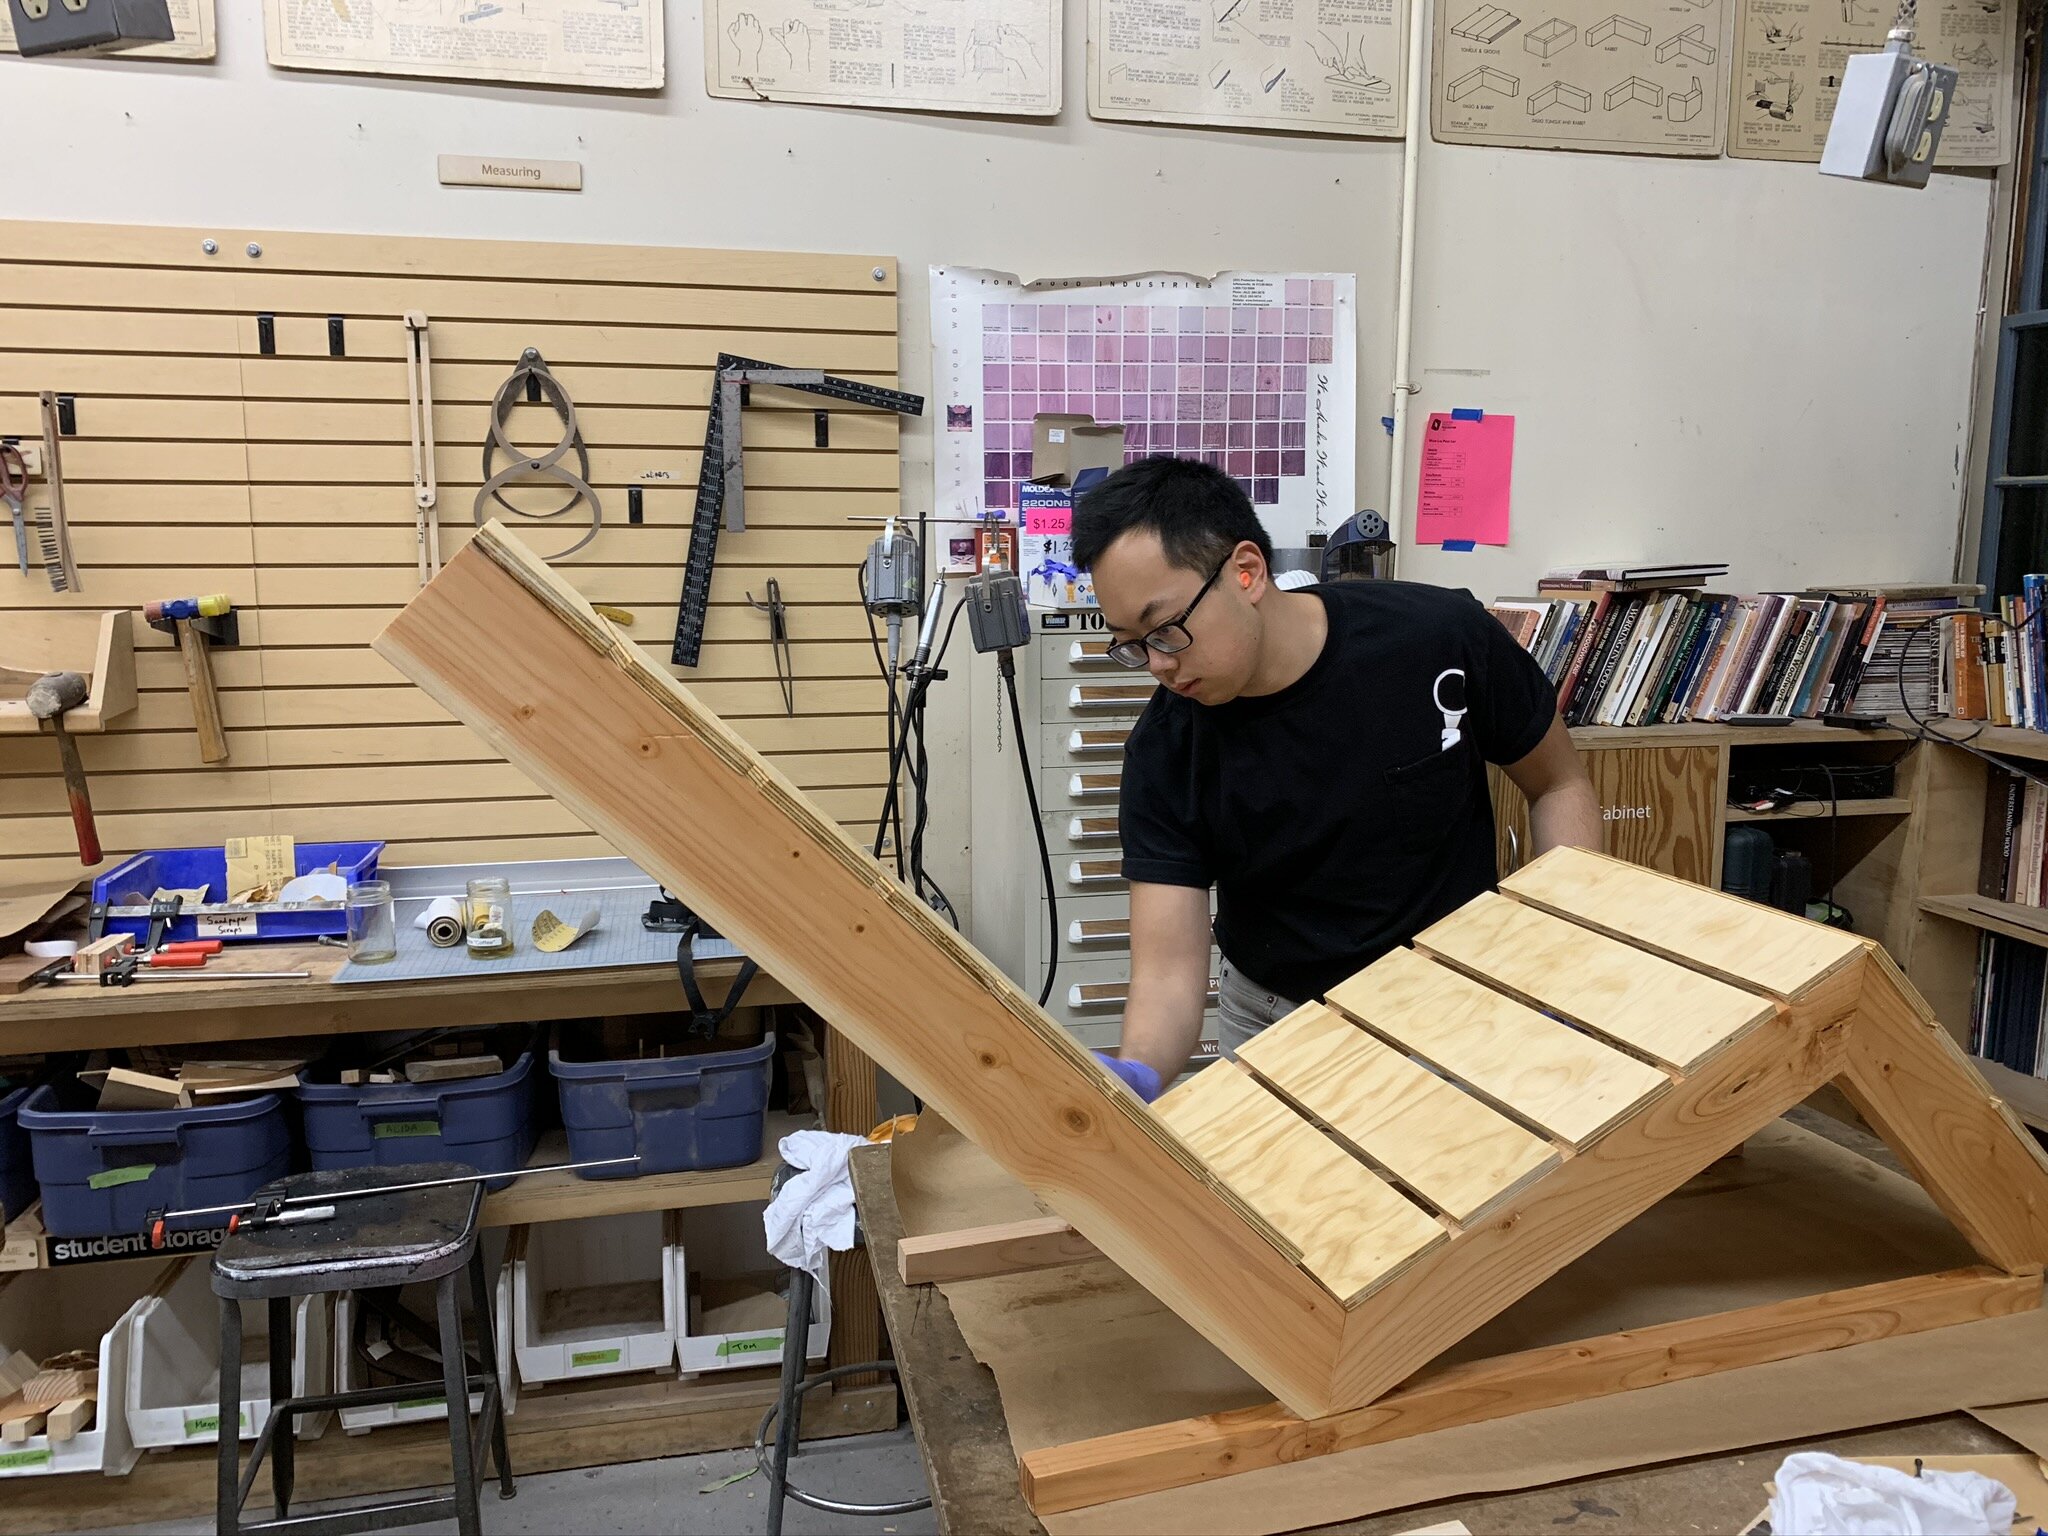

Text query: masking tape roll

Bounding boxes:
[419,895,466,948]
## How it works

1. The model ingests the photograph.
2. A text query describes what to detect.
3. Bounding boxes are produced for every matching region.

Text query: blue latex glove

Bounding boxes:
[1093,1050,1162,1103]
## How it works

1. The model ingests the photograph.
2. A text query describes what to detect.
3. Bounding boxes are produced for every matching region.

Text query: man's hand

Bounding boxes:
[1503,713,1601,857]
[1093,1051,1163,1102]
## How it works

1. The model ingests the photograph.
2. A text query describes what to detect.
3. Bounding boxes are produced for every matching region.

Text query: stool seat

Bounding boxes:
[211,1163,484,1300]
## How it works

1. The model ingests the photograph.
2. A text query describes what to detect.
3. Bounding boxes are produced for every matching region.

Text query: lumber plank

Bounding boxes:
[372,520,1353,1420]
[1503,846,1864,999]
[1017,1265,2043,1514]
[1238,1003,1558,1221]
[1324,962,1860,1405]
[897,1216,1102,1285]
[1153,1062,1448,1303]
[1833,949,2048,1272]
[1416,892,1775,1071]
[1324,948,1671,1147]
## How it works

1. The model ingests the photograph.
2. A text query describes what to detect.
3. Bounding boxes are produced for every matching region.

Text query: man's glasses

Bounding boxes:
[1105,558,1230,669]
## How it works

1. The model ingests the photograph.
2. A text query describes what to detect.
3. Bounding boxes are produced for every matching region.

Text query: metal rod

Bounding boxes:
[159,1155,641,1224]
[54,970,312,982]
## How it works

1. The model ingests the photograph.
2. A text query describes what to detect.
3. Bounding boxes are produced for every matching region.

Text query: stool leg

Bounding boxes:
[217,1296,242,1536]
[437,1270,482,1536]
[466,1249,514,1500]
[267,1296,295,1518]
[765,1266,813,1536]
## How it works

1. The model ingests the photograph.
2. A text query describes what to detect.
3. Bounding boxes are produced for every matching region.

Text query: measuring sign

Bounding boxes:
[669,355,924,667]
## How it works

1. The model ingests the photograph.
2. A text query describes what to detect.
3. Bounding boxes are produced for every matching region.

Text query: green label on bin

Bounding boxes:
[88,1163,154,1190]
[183,1410,249,1438]
[397,1396,446,1412]
[571,1348,621,1369]
[716,1333,784,1358]
[373,1120,439,1140]
[0,1449,52,1469]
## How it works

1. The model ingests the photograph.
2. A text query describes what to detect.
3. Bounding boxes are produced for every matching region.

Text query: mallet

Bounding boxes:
[25,671,98,865]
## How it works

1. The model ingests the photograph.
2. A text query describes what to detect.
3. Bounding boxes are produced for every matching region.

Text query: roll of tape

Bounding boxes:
[420,895,467,948]
[25,939,78,959]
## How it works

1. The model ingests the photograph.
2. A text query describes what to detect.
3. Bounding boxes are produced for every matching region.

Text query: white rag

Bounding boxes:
[1767,1452,2017,1535]
[762,1129,869,1290]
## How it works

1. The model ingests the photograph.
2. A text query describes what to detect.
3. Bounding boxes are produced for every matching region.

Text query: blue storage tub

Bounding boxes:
[550,1033,776,1177]
[298,1040,538,1189]
[93,840,385,944]
[0,1081,35,1224]
[18,1081,293,1239]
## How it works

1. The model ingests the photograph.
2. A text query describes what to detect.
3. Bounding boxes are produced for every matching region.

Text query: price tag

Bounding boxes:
[197,913,258,939]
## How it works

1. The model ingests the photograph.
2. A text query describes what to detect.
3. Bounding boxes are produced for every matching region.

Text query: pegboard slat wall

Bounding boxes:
[0,221,903,887]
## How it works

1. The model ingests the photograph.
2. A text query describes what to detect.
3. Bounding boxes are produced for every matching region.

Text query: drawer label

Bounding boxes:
[88,1163,155,1190]
[197,914,259,938]
[0,1448,52,1469]
[373,1120,440,1139]
[716,1333,784,1357]
[571,1348,622,1368]
[183,1409,251,1438]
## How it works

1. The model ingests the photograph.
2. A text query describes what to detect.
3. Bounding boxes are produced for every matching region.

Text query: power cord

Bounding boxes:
[998,649,1060,1009]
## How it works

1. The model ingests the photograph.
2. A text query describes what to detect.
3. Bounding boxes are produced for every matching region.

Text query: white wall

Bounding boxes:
[3,2,2002,929]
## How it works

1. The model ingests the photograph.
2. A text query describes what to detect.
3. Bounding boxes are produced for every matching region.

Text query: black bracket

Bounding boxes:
[628,486,644,525]
[814,410,830,448]
[146,609,241,648]
[327,316,346,357]
[256,314,276,356]
[54,395,76,436]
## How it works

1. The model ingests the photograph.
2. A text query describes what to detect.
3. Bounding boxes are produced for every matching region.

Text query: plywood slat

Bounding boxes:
[1153,1060,1448,1303]
[1416,891,1776,1071]
[1325,948,1671,1148]
[1237,1004,1559,1222]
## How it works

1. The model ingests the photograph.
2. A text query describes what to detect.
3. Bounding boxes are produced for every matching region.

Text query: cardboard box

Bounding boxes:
[1031,415,1126,488]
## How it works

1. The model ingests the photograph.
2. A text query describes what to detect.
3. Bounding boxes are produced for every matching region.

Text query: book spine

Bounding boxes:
[1557,592,1612,711]
[1840,596,1888,712]
[1625,598,1686,727]
[1820,600,1869,715]
[1697,600,1756,721]
[1646,597,1710,725]
[1581,599,1643,727]
[1985,767,2023,900]
[1734,596,1791,715]
[1614,596,1680,726]
[1669,597,1729,723]
[1794,602,1846,718]
[1757,606,1813,716]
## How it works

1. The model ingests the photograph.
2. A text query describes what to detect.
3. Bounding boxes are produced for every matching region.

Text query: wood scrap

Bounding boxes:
[97,1066,191,1111]
[2,1408,46,1442]
[72,933,132,978]
[404,1054,502,1084]
[898,1216,1101,1285]
[21,1367,84,1405]
[0,1349,36,1397]
[43,1396,92,1441]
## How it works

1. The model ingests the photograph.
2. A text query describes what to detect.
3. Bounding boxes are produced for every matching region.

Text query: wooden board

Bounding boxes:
[1153,1060,1449,1303]
[1416,891,1775,1071]
[1503,846,1864,999]
[1237,1003,1559,1221]
[1017,1265,2045,1514]
[1324,947,1672,1147]
[374,520,1356,1420]
[0,219,899,885]
[897,1215,1102,1285]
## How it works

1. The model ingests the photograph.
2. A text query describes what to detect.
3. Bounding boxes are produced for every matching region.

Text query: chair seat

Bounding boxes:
[211,1163,484,1299]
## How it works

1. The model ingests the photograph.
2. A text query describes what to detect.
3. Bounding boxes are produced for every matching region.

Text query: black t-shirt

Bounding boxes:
[1119,580,1558,1002]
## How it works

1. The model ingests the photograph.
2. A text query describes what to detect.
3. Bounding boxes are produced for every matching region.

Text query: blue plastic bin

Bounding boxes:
[298,1040,539,1189]
[0,1081,35,1224]
[92,840,385,945]
[18,1081,293,1239]
[549,1033,776,1177]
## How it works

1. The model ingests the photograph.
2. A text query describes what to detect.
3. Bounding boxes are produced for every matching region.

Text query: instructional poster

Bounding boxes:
[1087,0,1406,137]
[0,0,213,57]
[1727,0,2012,164]
[705,0,1059,114]
[931,266,1358,584]
[264,0,661,90]
[1433,0,1728,154]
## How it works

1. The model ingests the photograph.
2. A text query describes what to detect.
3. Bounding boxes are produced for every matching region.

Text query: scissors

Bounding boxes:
[1,442,27,576]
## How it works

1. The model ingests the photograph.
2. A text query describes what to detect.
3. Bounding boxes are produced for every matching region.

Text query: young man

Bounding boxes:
[1072,457,1602,1102]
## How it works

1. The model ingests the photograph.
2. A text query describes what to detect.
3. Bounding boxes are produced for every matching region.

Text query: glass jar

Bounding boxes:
[345,880,397,964]
[465,876,514,956]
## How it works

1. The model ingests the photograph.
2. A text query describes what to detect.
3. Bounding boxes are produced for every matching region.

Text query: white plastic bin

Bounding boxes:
[512,1213,679,1384]
[0,1262,166,1477]
[125,1258,332,1449]
[332,1233,511,1435]
[675,1202,830,1376]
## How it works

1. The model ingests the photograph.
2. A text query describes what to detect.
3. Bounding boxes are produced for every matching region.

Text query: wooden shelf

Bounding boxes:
[1567,721,1908,749]
[1971,1055,2048,1134]
[0,609,136,735]
[1932,723,2048,763]
[1724,797,1913,823]
[481,1115,806,1227]
[1918,894,2048,948]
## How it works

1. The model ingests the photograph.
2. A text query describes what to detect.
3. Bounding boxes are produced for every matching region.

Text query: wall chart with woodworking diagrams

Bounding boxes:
[1434,0,1729,153]
[1726,0,2013,164]
[705,0,1059,116]
[1089,0,1407,137]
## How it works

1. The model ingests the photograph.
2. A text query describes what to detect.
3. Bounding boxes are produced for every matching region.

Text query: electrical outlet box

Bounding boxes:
[8,0,172,52]
[1820,41,1957,187]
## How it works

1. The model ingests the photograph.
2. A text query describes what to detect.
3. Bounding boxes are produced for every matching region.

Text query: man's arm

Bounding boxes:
[1502,713,1602,856]
[1113,880,1214,1094]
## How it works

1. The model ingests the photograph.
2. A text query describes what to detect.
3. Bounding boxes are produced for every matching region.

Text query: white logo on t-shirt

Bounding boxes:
[1434,669,1468,751]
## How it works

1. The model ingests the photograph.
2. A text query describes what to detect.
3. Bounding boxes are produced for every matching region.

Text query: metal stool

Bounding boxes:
[754,1165,928,1536]
[210,1162,514,1536]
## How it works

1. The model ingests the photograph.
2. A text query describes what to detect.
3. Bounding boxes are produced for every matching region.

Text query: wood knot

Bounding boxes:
[977,1050,999,1068]
[854,923,866,935]
[1060,1106,1093,1136]
[515,704,536,721]
[1493,1211,1521,1234]
[635,738,659,757]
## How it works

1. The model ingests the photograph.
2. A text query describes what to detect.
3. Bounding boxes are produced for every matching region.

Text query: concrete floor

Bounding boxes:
[102,1426,940,1536]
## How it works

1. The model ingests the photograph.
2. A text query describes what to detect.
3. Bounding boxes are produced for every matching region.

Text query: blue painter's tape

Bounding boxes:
[1381,416,1395,435]
[1441,539,1476,552]
[1450,408,1484,422]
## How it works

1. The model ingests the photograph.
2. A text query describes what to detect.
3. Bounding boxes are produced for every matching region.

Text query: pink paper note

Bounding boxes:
[1414,412,1514,546]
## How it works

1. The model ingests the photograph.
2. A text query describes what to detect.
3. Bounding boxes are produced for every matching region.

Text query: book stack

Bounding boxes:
[1973,934,2048,1079]
[1487,575,1991,726]
[1987,581,2047,728]
[1980,765,2048,907]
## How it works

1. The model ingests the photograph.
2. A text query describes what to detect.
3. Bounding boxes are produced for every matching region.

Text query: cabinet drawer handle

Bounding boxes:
[1069,773,1122,798]
[1067,815,1119,843]
[1070,918,1130,945]
[1068,859,1124,887]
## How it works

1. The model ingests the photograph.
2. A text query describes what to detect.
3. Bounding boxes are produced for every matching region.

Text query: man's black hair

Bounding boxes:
[1071,456,1276,574]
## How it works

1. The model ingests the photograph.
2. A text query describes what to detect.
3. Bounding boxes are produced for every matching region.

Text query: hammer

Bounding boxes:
[145,594,233,764]
[26,671,100,865]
